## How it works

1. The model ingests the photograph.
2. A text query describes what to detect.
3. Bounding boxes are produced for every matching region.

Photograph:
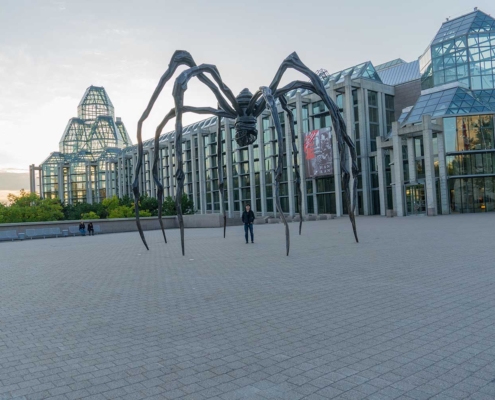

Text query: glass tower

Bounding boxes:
[420,10,495,110]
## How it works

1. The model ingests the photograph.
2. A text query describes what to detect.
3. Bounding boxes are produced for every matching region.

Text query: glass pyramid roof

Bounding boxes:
[47,85,133,169]
[475,89,495,110]
[77,85,115,120]
[398,107,413,124]
[326,61,382,84]
[401,86,493,125]
[375,58,406,71]
[41,152,66,165]
[468,10,495,34]
[284,61,382,100]
[432,10,495,45]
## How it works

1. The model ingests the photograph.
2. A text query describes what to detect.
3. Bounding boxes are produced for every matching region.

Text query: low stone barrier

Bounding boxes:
[0,213,339,240]
[0,214,243,238]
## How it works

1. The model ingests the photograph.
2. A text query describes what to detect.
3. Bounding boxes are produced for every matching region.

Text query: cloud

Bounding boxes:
[0,172,30,190]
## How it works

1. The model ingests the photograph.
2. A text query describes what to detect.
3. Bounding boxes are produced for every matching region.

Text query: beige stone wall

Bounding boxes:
[0,214,243,236]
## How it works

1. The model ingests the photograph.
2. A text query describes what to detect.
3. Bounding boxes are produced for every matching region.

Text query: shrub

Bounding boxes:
[162,194,195,216]
[81,211,100,220]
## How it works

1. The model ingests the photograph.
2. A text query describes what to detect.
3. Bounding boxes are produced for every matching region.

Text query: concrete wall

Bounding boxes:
[0,214,244,235]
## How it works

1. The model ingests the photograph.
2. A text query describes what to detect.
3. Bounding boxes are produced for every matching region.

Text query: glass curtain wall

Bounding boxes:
[42,154,65,200]
[445,114,495,213]
[69,161,88,203]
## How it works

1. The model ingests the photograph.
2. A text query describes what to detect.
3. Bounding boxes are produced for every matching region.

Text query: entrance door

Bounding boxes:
[405,184,426,215]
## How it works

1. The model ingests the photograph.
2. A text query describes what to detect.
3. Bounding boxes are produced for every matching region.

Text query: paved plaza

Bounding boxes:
[1,215,495,400]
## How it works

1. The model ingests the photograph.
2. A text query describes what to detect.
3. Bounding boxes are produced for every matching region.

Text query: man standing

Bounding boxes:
[241,204,255,244]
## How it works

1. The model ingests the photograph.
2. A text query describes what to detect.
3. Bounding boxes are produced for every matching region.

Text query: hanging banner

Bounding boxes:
[303,127,333,178]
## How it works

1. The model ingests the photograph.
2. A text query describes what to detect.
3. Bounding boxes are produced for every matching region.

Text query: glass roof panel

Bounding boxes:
[402,87,493,125]
[77,86,115,120]
[350,63,367,79]
[375,58,406,71]
[359,63,382,82]
[432,10,494,45]
[41,152,67,165]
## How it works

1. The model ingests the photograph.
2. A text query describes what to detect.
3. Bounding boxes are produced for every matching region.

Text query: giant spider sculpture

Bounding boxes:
[133,50,359,256]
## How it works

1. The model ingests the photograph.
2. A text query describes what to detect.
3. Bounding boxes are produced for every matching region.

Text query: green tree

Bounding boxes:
[162,194,195,216]
[63,201,101,220]
[108,205,151,219]
[102,195,120,213]
[0,190,64,223]
[93,202,109,219]
[119,195,133,207]
[81,211,100,220]
[139,194,159,216]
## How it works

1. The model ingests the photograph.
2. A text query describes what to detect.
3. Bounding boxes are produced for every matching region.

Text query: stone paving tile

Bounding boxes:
[2,215,495,399]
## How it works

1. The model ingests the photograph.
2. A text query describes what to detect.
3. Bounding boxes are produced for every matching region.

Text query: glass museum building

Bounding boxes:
[30,8,495,217]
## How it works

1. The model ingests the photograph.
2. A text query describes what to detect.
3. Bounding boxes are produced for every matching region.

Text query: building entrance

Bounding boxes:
[405,184,426,215]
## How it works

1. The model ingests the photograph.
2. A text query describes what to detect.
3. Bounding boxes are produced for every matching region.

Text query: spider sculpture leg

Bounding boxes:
[273,80,357,238]
[132,50,240,250]
[151,108,176,244]
[260,86,290,256]
[216,111,227,238]
[278,95,303,235]
[250,53,359,243]
[150,105,231,256]
[171,64,238,255]
[134,50,239,250]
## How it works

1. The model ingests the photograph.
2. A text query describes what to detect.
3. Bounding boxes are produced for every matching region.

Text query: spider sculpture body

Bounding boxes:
[133,50,359,256]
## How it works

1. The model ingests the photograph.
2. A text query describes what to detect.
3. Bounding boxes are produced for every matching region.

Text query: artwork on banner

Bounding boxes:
[303,127,333,178]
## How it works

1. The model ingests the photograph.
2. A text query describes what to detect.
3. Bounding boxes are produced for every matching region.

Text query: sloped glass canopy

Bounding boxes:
[116,118,132,147]
[59,118,91,154]
[469,11,495,34]
[402,87,493,125]
[284,61,382,100]
[41,152,66,166]
[375,58,406,71]
[326,61,382,84]
[432,11,478,44]
[475,89,495,110]
[87,116,128,154]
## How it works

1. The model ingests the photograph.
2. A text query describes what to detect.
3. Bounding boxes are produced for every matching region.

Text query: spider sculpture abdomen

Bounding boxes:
[133,50,359,257]
[234,88,258,147]
[234,115,258,147]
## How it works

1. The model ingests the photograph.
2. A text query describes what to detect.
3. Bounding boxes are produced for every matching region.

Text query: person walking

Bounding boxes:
[87,222,94,236]
[79,221,86,236]
[241,204,255,244]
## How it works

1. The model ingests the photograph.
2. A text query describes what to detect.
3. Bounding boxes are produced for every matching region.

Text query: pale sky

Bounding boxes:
[0,0,491,196]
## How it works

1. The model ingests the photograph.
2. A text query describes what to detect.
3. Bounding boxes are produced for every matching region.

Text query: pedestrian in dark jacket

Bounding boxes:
[241,204,255,244]
[79,221,86,236]
[87,222,94,236]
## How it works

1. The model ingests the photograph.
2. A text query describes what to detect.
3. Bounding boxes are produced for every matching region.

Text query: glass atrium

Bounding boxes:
[39,86,131,203]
